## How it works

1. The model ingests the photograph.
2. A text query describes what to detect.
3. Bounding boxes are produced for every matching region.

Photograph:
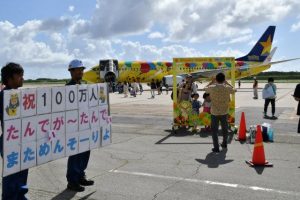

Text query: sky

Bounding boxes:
[0,0,300,79]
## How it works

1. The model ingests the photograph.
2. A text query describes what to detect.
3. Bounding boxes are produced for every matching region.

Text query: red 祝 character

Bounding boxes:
[23,94,36,110]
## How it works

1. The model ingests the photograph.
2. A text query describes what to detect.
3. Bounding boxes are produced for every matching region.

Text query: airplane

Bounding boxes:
[82,26,299,85]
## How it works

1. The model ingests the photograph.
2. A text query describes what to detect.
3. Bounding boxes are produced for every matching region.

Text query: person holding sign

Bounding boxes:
[66,59,94,192]
[0,63,29,200]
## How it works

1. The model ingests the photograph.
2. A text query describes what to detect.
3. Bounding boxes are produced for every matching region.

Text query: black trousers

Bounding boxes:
[66,151,90,184]
[211,114,228,149]
[264,98,275,115]
[298,117,300,133]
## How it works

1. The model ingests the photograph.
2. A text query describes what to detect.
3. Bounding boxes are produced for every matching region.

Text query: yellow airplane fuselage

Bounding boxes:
[83,61,270,83]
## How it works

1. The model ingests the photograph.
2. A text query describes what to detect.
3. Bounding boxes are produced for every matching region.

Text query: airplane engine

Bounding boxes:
[99,59,119,82]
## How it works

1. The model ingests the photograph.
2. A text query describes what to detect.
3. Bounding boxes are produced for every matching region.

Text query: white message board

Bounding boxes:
[2,83,111,177]
[66,85,78,110]
[37,87,51,115]
[52,87,65,113]
[98,83,107,105]
[3,89,21,120]
[21,88,37,117]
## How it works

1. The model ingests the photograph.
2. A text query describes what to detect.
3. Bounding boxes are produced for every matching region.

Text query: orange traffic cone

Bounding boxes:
[246,125,273,167]
[235,112,246,141]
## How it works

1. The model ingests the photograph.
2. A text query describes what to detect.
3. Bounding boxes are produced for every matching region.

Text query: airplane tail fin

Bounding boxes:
[236,26,276,62]
[263,47,277,64]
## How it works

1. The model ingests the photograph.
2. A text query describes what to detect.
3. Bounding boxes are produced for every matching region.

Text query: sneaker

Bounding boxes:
[271,116,278,120]
[67,183,85,192]
[79,177,94,186]
[211,148,220,153]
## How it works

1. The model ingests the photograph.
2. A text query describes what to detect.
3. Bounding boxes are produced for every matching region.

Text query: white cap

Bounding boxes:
[253,77,256,79]
[68,59,85,70]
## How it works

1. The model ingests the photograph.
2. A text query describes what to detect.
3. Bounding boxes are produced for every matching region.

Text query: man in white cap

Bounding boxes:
[253,77,258,99]
[66,59,94,192]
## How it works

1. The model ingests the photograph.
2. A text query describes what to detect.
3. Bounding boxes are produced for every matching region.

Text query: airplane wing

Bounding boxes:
[263,58,300,65]
[178,67,230,79]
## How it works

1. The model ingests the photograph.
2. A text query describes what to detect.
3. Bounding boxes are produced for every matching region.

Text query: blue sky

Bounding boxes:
[0,0,300,79]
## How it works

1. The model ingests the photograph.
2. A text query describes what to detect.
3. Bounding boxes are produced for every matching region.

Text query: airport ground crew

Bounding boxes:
[0,63,29,200]
[66,59,94,192]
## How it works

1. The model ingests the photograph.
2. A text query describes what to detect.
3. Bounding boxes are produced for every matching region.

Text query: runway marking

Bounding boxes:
[109,169,300,197]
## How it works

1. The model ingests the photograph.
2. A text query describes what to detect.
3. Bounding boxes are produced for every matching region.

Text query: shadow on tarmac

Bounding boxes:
[155,128,234,145]
[195,149,233,168]
[51,189,96,200]
[253,166,265,175]
[155,129,212,144]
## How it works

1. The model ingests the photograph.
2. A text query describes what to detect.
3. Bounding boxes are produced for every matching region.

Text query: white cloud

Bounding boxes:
[219,34,253,45]
[117,40,206,61]
[209,48,244,58]
[190,13,200,21]
[58,0,300,44]
[148,32,165,39]
[71,0,154,38]
[69,5,75,12]
[40,17,72,32]
[291,21,300,32]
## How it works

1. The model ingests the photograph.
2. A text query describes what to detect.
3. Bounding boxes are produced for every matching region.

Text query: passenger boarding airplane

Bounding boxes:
[83,26,299,84]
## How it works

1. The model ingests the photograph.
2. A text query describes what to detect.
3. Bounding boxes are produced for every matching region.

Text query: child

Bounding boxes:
[192,93,201,114]
[1,62,29,200]
[203,93,211,131]
[191,93,202,132]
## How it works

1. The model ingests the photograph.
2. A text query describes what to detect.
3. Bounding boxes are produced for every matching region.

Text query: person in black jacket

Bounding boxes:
[66,59,94,192]
[293,83,300,133]
[0,62,29,200]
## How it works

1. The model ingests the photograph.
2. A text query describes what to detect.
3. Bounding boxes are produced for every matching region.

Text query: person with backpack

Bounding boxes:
[263,77,277,119]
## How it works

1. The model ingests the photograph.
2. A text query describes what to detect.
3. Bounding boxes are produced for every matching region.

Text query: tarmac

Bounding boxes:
[1,82,300,200]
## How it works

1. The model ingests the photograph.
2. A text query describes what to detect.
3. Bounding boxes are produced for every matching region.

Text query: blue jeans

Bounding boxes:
[211,115,228,149]
[66,151,90,184]
[1,136,28,200]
